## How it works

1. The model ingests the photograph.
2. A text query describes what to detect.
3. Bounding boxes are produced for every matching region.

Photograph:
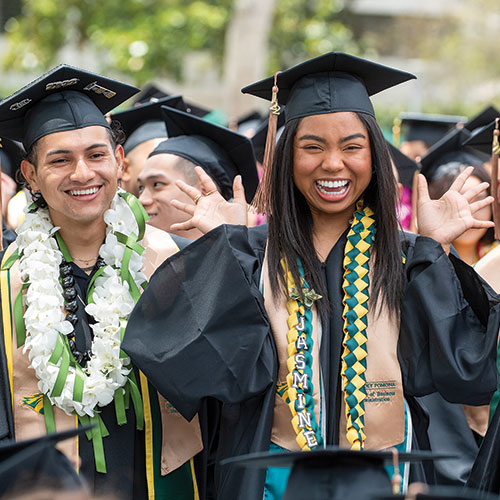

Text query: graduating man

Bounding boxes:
[0,65,202,499]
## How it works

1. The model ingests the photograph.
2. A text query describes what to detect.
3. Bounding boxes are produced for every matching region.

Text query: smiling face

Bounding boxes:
[138,153,203,239]
[21,126,123,229]
[292,112,372,224]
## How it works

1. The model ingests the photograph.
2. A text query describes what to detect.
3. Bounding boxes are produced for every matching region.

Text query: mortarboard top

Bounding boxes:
[0,137,24,184]
[241,52,416,121]
[0,64,139,151]
[464,105,500,132]
[132,83,213,119]
[419,128,487,182]
[150,106,259,203]
[222,447,452,500]
[251,111,286,164]
[0,427,87,496]
[400,113,466,146]
[132,83,169,106]
[462,119,497,155]
[387,142,419,187]
[111,95,184,155]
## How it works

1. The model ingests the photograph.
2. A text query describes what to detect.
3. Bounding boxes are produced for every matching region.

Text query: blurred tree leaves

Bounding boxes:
[2,0,358,84]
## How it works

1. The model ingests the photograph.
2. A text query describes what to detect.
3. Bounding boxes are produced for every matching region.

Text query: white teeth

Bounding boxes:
[316,179,348,188]
[69,187,99,196]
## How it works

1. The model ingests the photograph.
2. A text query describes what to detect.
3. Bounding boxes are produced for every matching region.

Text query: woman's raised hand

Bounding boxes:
[170,166,249,234]
[417,166,495,252]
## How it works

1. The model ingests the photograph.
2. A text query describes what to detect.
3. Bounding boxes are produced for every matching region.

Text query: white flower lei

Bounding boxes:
[16,190,147,417]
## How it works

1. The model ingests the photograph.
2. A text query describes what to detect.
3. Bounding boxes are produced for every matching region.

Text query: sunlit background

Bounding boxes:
[1,0,500,134]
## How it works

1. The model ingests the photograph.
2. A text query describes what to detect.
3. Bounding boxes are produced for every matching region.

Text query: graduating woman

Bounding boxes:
[123,53,500,500]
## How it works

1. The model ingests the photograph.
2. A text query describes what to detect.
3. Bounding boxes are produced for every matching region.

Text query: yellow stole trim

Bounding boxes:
[189,457,200,500]
[140,371,155,500]
[1,247,15,408]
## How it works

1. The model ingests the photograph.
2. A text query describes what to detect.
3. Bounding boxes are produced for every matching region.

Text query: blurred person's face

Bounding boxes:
[137,153,203,240]
[122,138,165,197]
[400,140,428,162]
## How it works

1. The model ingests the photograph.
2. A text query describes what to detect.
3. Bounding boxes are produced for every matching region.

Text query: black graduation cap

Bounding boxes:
[0,427,87,497]
[132,83,212,119]
[400,113,465,147]
[462,119,497,155]
[0,64,139,151]
[111,95,184,155]
[464,105,500,132]
[419,128,487,181]
[242,52,416,121]
[251,111,286,164]
[132,83,169,106]
[222,447,452,500]
[0,137,24,185]
[237,110,264,136]
[150,106,259,203]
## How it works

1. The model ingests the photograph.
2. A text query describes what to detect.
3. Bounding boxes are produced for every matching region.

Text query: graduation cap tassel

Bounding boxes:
[392,117,401,148]
[390,447,402,495]
[253,72,281,215]
[491,118,500,240]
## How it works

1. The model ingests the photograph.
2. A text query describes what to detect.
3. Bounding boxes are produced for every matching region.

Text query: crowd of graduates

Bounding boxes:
[1,53,500,500]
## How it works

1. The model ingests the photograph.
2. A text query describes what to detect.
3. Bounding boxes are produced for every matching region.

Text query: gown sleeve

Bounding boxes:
[122,224,275,421]
[398,235,500,406]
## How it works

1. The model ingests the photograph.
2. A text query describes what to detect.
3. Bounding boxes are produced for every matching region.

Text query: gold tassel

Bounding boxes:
[491,118,500,240]
[392,117,401,147]
[253,72,281,214]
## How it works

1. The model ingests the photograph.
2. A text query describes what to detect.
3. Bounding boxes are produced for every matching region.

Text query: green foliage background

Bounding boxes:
[2,0,358,84]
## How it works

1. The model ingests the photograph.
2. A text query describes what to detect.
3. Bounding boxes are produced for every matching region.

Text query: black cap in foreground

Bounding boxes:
[222,447,452,500]
[400,113,465,146]
[242,52,416,121]
[0,427,87,497]
[419,128,487,181]
[111,95,184,155]
[150,106,258,202]
[0,64,139,151]
[388,142,419,187]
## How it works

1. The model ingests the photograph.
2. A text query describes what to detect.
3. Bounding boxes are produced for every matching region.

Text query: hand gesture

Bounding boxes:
[170,166,248,234]
[417,166,494,251]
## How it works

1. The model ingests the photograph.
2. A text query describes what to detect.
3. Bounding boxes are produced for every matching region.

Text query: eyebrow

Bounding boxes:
[339,133,367,143]
[296,132,367,144]
[46,143,110,157]
[137,173,168,183]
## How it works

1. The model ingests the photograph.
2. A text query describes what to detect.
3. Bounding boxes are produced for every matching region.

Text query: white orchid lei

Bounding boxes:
[14,190,147,423]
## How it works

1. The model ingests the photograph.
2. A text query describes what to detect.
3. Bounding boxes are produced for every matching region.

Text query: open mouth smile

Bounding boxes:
[66,186,102,197]
[315,179,350,198]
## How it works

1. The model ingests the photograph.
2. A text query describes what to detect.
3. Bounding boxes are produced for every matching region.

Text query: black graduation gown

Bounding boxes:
[122,224,500,500]
[0,232,197,500]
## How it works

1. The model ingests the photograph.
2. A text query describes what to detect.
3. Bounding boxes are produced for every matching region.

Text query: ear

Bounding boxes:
[121,156,131,183]
[114,144,125,181]
[20,159,40,191]
[397,182,403,201]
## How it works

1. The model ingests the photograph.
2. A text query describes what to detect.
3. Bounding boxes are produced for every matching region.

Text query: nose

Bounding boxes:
[322,149,344,172]
[70,158,95,183]
[139,188,152,207]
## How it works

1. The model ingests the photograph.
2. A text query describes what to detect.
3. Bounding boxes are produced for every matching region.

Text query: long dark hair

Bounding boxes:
[266,112,404,318]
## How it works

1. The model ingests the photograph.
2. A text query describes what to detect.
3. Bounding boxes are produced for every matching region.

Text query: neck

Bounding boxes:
[311,208,353,262]
[52,214,107,262]
[452,241,477,266]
